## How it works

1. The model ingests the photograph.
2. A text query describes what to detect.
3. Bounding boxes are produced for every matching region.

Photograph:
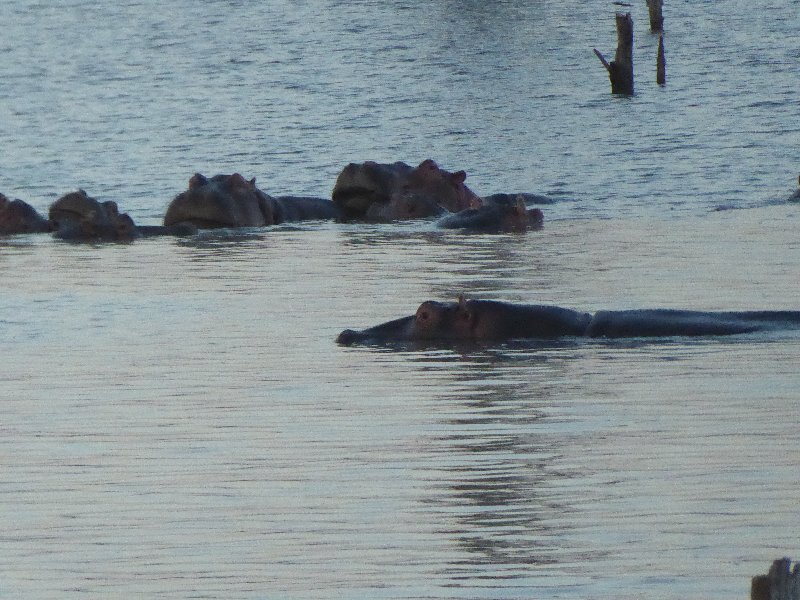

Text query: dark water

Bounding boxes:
[1,1,799,598]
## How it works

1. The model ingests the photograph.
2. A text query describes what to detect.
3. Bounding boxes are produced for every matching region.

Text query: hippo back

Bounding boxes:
[465,300,592,339]
[585,309,800,338]
[272,196,342,222]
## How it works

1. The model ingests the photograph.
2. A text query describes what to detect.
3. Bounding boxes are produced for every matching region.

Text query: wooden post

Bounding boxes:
[751,558,800,600]
[594,13,634,95]
[646,0,664,32]
[656,34,666,85]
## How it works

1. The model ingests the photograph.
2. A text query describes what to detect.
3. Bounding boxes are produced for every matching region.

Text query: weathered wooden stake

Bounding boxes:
[751,558,800,600]
[594,13,634,95]
[656,34,666,85]
[646,0,664,32]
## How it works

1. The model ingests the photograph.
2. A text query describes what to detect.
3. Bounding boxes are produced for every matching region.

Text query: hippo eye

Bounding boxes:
[418,310,429,322]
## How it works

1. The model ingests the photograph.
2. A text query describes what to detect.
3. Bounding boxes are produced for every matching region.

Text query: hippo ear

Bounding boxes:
[418,159,437,170]
[229,173,250,189]
[451,171,467,185]
[189,173,207,189]
[249,177,256,187]
[456,295,477,326]
[515,196,526,215]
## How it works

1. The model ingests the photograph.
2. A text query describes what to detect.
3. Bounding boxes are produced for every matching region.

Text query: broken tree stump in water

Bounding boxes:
[646,0,664,32]
[594,13,634,95]
[657,34,666,85]
[751,558,800,600]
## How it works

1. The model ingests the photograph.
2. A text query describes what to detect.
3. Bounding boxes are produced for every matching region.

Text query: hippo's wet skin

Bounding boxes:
[337,297,800,345]
[164,173,339,228]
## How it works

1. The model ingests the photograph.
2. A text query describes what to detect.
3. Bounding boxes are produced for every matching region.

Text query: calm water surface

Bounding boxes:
[1,1,799,598]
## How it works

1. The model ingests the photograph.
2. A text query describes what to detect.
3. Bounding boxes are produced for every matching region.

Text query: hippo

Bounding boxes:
[331,161,413,218]
[337,296,800,346]
[331,159,481,220]
[51,190,195,242]
[164,173,340,229]
[436,197,544,233]
[362,190,545,232]
[0,193,53,234]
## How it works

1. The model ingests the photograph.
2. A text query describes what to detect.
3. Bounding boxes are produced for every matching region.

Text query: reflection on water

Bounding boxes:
[2,207,800,598]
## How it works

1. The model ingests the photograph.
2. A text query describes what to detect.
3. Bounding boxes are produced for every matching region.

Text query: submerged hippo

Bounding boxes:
[50,190,195,242]
[337,296,800,345]
[436,197,544,233]
[0,194,53,234]
[363,191,544,232]
[332,159,481,220]
[164,173,340,228]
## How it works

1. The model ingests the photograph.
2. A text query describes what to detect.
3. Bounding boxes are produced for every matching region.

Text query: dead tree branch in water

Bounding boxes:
[594,13,634,95]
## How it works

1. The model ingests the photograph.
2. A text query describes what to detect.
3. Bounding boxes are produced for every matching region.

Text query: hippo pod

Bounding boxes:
[50,190,195,242]
[0,193,53,234]
[332,159,482,220]
[164,173,340,229]
[337,296,800,345]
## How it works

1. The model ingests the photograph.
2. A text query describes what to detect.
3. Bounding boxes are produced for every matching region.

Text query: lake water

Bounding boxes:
[1,1,799,598]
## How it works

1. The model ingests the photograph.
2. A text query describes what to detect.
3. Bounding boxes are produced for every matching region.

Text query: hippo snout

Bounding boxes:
[336,329,361,346]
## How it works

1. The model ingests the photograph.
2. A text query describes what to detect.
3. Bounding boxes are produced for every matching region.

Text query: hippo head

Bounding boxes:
[163,172,275,228]
[50,190,142,241]
[337,299,467,346]
[0,194,53,234]
[501,197,544,232]
[49,189,105,229]
[404,159,483,213]
[331,161,414,218]
[337,297,485,345]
